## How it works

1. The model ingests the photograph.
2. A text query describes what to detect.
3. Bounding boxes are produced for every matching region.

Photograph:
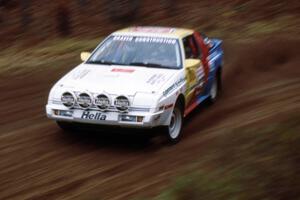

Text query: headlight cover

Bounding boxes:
[61,92,75,108]
[77,92,92,109]
[94,94,110,111]
[114,95,130,112]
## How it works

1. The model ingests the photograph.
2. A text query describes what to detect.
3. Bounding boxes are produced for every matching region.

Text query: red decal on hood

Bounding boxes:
[111,68,135,73]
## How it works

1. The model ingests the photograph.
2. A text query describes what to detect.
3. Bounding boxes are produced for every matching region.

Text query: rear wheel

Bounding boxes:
[163,102,184,144]
[208,71,221,103]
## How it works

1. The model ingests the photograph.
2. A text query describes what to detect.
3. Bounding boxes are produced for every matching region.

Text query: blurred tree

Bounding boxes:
[0,0,4,24]
[56,0,71,36]
[161,0,177,16]
[20,0,31,31]
[77,0,87,8]
[0,0,7,7]
[0,0,16,25]
[107,0,140,22]
[0,0,15,9]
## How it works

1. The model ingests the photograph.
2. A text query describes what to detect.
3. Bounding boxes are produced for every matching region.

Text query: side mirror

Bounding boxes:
[184,58,201,68]
[80,52,91,62]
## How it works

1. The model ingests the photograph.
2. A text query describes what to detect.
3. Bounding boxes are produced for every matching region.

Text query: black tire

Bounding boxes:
[163,101,184,144]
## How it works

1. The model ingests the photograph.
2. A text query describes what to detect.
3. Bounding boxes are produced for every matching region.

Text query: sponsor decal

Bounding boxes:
[81,111,106,120]
[77,93,92,108]
[146,74,166,85]
[72,69,90,80]
[189,77,204,93]
[61,92,75,107]
[111,68,135,73]
[115,99,129,107]
[135,37,176,44]
[163,77,185,96]
[114,96,130,111]
[112,36,176,44]
[94,94,110,110]
[113,36,133,41]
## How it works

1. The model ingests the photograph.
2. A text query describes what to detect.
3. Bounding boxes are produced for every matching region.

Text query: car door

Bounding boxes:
[182,34,205,106]
[193,31,210,86]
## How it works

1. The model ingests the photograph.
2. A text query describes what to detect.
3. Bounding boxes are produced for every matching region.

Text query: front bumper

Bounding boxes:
[46,104,170,128]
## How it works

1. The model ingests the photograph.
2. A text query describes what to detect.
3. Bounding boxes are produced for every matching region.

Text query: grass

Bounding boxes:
[152,114,300,200]
[0,38,101,75]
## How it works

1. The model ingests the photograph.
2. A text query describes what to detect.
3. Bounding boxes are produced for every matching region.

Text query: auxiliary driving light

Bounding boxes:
[77,93,92,109]
[115,96,130,112]
[61,92,75,108]
[94,94,110,110]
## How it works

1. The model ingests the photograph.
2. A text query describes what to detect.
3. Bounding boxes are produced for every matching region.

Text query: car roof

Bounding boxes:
[112,26,194,39]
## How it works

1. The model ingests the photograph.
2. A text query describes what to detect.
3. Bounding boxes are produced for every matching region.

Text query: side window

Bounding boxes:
[182,35,200,59]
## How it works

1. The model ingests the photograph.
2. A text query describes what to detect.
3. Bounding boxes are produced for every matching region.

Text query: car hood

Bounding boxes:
[59,63,179,96]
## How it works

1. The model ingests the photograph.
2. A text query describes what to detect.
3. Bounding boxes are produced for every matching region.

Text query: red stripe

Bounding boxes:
[184,101,198,117]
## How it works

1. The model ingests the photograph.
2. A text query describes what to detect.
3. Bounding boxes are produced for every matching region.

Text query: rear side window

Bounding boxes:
[182,35,200,59]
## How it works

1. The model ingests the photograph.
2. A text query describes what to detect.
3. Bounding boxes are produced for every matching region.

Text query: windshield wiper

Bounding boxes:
[129,62,174,69]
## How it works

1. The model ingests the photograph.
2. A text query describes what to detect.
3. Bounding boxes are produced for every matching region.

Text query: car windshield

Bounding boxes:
[87,35,182,69]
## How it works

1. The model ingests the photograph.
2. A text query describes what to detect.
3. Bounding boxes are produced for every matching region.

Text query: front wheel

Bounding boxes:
[163,103,183,144]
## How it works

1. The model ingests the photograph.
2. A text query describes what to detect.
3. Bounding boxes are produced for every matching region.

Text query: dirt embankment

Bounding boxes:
[224,37,300,91]
[0,37,300,199]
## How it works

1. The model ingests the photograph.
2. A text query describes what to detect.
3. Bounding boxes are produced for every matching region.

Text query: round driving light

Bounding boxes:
[77,93,92,109]
[61,92,75,108]
[95,94,110,110]
[114,96,130,112]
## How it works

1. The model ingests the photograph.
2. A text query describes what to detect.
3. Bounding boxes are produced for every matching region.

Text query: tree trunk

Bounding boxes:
[107,0,140,22]
[56,0,71,36]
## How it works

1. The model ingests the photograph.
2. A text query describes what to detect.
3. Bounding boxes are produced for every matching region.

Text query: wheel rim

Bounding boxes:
[168,107,182,139]
[210,79,218,100]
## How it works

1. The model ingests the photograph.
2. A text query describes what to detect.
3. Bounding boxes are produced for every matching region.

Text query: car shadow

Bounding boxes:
[57,123,165,152]
[56,99,217,151]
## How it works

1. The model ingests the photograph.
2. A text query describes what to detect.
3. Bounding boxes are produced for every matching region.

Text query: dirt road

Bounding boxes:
[1,37,300,200]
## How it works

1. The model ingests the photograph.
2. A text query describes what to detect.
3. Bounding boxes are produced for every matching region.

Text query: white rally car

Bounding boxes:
[46,26,223,143]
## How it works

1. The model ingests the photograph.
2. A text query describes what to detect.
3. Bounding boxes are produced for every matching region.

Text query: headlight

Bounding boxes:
[61,92,75,108]
[114,96,130,112]
[94,94,110,111]
[77,93,92,109]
